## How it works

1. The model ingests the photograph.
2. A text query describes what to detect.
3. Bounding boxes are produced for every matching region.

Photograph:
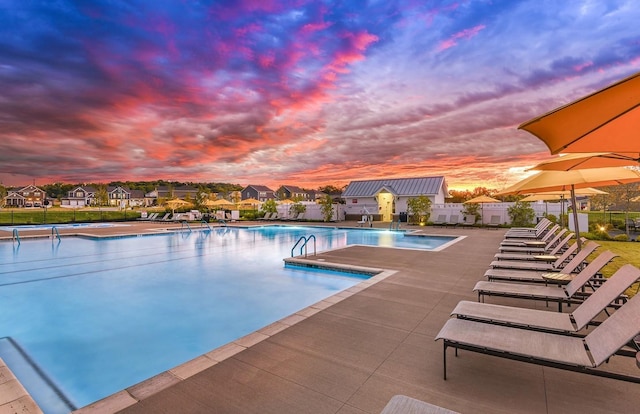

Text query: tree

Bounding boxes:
[406,195,432,225]
[461,202,480,223]
[289,202,306,217]
[318,194,334,222]
[507,200,535,226]
[95,185,109,206]
[261,199,277,214]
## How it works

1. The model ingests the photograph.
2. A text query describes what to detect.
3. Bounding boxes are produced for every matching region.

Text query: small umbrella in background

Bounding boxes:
[208,199,235,209]
[520,188,608,227]
[463,195,501,225]
[519,71,640,154]
[165,198,192,214]
[496,167,640,250]
[238,198,262,210]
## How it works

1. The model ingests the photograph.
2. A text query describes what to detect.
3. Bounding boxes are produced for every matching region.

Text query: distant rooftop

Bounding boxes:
[342,176,445,197]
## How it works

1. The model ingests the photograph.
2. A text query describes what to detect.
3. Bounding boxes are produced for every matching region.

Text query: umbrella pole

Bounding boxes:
[570,185,582,251]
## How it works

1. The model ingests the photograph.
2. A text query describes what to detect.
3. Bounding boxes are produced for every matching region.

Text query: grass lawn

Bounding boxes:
[587,240,640,297]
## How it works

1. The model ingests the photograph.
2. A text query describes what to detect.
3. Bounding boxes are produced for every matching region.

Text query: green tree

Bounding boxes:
[406,195,432,224]
[461,202,480,223]
[319,194,334,222]
[507,200,535,227]
[261,199,278,214]
[95,185,109,206]
[289,202,306,216]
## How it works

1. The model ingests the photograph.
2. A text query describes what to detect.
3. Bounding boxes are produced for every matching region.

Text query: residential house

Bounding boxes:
[241,185,275,202]
[108,186,146,208]
[4,185,47,207]
[342,176,448,222]
[60,186,96,208]
[144,185,200,206]
[276,185,309,201]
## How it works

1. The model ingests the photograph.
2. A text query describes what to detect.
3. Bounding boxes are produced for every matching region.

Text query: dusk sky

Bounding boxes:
[2,1,639,191]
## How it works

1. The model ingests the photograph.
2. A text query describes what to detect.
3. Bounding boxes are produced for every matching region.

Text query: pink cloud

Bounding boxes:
[437,24,486,51]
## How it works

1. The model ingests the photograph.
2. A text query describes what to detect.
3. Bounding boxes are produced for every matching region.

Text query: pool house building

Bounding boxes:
[342,176,448,222]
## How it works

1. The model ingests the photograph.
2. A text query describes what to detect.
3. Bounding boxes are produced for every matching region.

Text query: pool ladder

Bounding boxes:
[389,219,401,230]
[51,226,61,241]
[12,229,20,245]
[180,220,192,232]
[291,234,316,258]
[200,220,213,231]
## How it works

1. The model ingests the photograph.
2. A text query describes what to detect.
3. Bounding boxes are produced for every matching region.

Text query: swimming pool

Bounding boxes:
[0,226,459,412]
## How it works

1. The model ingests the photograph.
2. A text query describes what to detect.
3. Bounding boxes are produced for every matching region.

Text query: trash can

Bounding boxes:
[399,212,408,222]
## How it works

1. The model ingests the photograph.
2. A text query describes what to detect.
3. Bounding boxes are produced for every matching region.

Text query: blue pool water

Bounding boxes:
[0,226,457,412]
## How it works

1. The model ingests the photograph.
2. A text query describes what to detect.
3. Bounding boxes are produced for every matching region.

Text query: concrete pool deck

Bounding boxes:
[2,221,640,413]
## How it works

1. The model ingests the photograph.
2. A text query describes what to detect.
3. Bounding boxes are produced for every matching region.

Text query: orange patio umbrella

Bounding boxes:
[518,71,640,155]
[463,195,501,225]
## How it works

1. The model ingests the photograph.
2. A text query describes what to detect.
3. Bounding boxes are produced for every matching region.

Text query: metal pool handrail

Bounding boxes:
[200,220,213,231]
[291,234,316,258]
[51,226,61,241]
[12,228,20,244]
[181,220,192,232]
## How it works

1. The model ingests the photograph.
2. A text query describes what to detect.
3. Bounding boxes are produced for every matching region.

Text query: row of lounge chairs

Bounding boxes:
[436,219,640,383]
[432,214,476,227]
[139,212,175,221]
[258,212,305,221]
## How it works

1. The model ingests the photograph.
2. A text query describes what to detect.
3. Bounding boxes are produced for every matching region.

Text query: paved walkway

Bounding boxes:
[5,222,640,413]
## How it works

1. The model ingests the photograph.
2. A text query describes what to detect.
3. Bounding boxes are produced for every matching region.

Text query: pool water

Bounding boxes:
[0,226,457,412]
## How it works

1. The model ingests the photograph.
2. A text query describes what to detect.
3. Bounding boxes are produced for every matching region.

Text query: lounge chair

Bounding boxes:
[493,235,585,265]
[460,214,476,228]
[488,240,591,271]
[493,232,575,261]
[500,224,560,247]
[380,395,460,414]
[451,264,640,334]
[498,229,569,252]
[435,287,640,383]
[259,212,273,221]
[486,215,501,228]
[505,217,551,235]
[503,219,554,239]
[138,212,158,221]
[295,213,305,221]
[484,248,615,284]
[474,250,617,311]
[155,213,171,221]
[445,214,460,226]
[432,214,447,226]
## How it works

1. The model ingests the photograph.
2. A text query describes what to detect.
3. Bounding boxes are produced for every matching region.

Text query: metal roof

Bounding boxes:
[342,176,445,197]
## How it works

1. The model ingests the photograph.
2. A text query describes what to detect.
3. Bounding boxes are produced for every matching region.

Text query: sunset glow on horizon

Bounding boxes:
[1,1,639,192]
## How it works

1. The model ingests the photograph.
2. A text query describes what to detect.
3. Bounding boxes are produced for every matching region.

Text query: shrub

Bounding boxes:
[407,196,432,225]
[544,214,557,224]
[507,201,535,227]
[613,234,629,242]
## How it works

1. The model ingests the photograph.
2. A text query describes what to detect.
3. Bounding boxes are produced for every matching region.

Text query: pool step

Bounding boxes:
[0,337,76,414]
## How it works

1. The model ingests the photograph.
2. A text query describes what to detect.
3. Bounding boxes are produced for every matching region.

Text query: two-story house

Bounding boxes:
[4,185,47,207]
[241,185,275,202]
